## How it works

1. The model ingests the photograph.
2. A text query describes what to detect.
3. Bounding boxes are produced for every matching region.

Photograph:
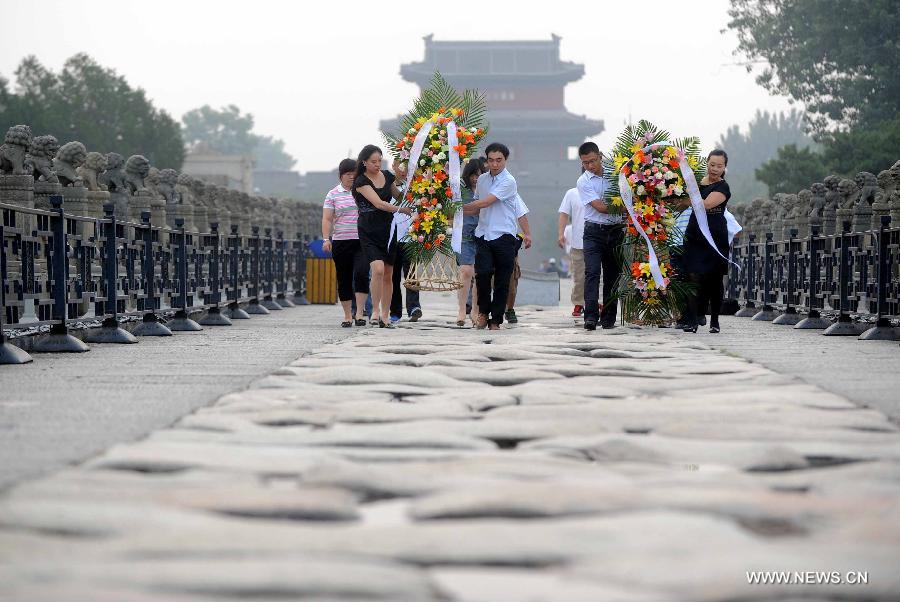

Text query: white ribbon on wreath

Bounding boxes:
[389,118,464,253]
[619,141,740,290]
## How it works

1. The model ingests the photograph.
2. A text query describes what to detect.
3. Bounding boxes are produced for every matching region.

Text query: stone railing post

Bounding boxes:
[31,196,89,353]
[859,216,899,340]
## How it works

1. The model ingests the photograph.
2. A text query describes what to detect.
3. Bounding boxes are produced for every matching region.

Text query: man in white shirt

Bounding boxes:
[576,142,623,330]
[558,186,585,317]
[505,194,533,324]
[464,143,522,330]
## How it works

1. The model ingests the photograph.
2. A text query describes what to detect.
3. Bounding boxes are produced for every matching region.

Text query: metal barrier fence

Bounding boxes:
[726,217,900,340]
[1,196,310,364]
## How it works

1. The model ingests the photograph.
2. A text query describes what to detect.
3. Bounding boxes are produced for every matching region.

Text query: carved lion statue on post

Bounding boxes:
[158,168,179,204]
[24,135,60,183]
[0,125,33,175]
[124,155,151,195]
[100,152,127,193]
[53,141,88,187]
[78,152,108,191]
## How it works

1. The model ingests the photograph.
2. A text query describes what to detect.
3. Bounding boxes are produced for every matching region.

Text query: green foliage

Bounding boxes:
[253,135,296,170]
[818,116,900,176]
[716,109,816,203]
[727,0,900,133]
[182,104,297,170]
[382,72,488,160]
[0,54,185,169]
[754,144,828,194]
[182,104,255,155]
[755,117,900,194]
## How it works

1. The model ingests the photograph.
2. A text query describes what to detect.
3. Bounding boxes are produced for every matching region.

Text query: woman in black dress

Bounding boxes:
[351,145,411,328]
[681,149,731,334]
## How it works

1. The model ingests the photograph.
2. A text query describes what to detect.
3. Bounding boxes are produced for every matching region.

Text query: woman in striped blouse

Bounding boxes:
[322,158,369,327]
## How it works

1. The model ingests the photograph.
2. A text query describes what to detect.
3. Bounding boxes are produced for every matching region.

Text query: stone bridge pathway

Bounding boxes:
[1,300,899,601]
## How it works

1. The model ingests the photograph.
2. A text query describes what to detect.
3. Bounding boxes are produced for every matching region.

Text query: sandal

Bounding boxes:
[341,321,352,328]
[456,320,466,327]
[369,318,379,326]
[378,319,394,329]
[355,318,367,326]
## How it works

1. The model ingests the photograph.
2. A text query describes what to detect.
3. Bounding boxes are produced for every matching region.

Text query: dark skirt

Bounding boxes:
[682,212,729,276]
[357,210,398,265]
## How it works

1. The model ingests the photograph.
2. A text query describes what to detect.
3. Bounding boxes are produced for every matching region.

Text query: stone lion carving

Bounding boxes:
[0,125,33,175]
[175,173,194,205]
[158,169,179,204]
[854,171,878,207]
[53,141,87,187]
[794,189,811,219]
[188,176,206,204]
[124,155,151,195]
[24,135,60,183]
[144,166,161,197]
[809,182,826,219]
[823,175,841,211]
[100,152,127,194]
[78,152,108,191]
[837,178,859,210]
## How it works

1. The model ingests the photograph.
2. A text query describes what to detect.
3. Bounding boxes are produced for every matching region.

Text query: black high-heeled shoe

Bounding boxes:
[709,325,720,334]
[682,324,698,333]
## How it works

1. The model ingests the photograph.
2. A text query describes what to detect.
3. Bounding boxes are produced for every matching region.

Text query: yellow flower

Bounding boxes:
[613,153,628,171]
[630,142,642,153]
[610,196,624,207]
[688,156,699,169]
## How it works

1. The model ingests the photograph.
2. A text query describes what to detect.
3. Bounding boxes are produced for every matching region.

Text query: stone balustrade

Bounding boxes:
[0,124,323,364]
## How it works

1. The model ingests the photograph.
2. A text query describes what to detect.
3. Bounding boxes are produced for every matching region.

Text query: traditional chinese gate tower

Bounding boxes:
[381,35,604,267]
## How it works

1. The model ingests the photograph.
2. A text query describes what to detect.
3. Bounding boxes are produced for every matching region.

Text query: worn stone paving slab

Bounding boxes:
[1,298,899,601]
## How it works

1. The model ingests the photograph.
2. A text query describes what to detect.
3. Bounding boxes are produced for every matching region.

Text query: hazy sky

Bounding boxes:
[1,0,795,173]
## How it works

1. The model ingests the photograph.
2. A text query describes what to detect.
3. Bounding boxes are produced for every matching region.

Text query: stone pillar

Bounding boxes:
[130,189,153,223]
[33,181,62,212]
[85,190,109,220]
[62,184,89,217]
[852,200,873,233]
[150,197,166,228]
[823,203,837,236]
[890,191,900,226]
[192,204,209,234]
[0,174,35,210]
[171,204,195,232]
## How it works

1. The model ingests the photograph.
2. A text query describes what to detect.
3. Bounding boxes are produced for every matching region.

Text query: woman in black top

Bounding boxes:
[351,145,411,328]
[681,149,731,333]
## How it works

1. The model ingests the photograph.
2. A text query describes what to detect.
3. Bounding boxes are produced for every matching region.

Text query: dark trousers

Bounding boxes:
[331,239,369,302]
[390,242,421,317]
[683,272,723,328]
[583,222,624,325]
[475,234,518,325]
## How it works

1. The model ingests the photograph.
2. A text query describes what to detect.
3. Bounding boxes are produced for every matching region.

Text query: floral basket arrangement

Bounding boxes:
[383,73,488,291]
[604,120,706,325]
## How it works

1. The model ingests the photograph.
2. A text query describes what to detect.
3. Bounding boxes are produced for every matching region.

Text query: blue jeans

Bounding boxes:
[583,222,624,324]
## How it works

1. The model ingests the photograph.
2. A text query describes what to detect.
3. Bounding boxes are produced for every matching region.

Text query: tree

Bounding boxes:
[253,135,296,170]
[716,109,816,202]
[727,0,900,133]
[755,144,828,194]
[819,116,900,176]
[182,104,256,155]
[181,104,297,170]
[0,54,185,169]
[754,117,900,193]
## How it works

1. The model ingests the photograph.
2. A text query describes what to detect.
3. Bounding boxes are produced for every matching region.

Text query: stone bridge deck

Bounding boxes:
[1,294,899,600]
